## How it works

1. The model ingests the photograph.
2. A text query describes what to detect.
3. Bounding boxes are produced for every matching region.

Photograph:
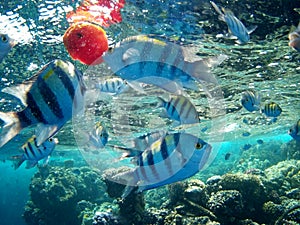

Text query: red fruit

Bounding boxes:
[63,22,108,65]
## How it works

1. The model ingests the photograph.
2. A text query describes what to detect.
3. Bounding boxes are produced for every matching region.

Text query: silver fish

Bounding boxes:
[241,90,261,112]
[111,132,211,197]
[11,135,58,169]
[261,102,282,117]
[102,35,227,93]
[157,95,199,124]
[0,59,86,148]
[288,119,300,141]
[289,23,300,52]
[210,1,257,44]
[85,121,109,149]
[0,33,17,62]
[95,77,129,95]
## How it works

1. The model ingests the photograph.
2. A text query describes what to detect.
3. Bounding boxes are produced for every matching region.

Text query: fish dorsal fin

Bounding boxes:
[1,76,37,106]
[122,47,140,64]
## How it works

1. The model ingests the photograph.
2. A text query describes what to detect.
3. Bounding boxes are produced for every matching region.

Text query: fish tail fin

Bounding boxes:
[0,111,22,148]
[10,155,25,170]
[190,54,228,84]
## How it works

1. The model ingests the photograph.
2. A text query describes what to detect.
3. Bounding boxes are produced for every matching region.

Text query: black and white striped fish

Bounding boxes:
[102,35,227,94]
[157,95,199,124]
[95,77,129,95]
[288,119,300,141]
[0,59,86,148]
[261,102,282,117]
[241,90,261,112]
[111,132,211,197]
[11,135,58,169]
[210,1,257,44]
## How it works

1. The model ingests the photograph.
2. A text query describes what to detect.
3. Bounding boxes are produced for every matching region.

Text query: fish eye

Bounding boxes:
[49,138,53,142]
[108,47,114,53]
[1,35,8,43]
[195,142,202,149]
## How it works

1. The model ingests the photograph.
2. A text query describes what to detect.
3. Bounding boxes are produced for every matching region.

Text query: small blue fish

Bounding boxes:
[102,35,227,94]
[241,90,261,112]
[261,102,282,117]
[11,135,58,169]
[111,132,211,197]
[95,77,129,95]
[242,143,252,150]
[288,119,300,141]
[289,23,300,52]
[210,1,257,44]
[86,121,109,149]
[0,59,86,148]
[0,33,16,62]
[157,95,199,124]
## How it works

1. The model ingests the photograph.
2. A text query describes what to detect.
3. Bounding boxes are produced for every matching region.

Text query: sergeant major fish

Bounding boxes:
[0,33,17,62]
[11,135,58,169]
[95,77,129,95]
[210,1,257,44]
[110,132,212,197]
[0,59,86,148]
[288,119,300,141]
[84,121,109,149]
[102,35,227,94]
[241,90,261,112]
[261,102,282,117]
[288,22,300,52]
[157,95,199,124]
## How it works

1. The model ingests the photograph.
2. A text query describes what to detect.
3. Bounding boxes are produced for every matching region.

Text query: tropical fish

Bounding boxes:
[157,95,199,124]
[0,59,86,148]
[0,33,17,62]
[95,77,129,95]
[85,121,109,149]
[210,1,257,44]
[261,102,282,117]
[11,135,58,169]
[288,119,300,141]
[288,23,300,52]
[110,132,212,197]
[63,21,109,65]
[102,35,227,94]
[241,90,261,112]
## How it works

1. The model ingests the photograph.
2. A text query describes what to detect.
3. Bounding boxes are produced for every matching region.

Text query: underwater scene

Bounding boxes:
[0,0,300,224]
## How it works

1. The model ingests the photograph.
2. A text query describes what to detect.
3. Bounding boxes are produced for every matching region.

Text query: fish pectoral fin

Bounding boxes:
[35,124,60,146]
[247,25,257,34]
[122,48,140,64]
[126,81,146,94]
[41,156,50,166]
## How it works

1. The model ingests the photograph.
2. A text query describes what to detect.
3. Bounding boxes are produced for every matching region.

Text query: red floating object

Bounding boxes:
[63,21,109,65]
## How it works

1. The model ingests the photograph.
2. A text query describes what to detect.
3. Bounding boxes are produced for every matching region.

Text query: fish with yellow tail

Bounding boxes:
[157,95,199,124]
[0,59,86,148]
[0,33,17,62]
[102,35,227,94]
[11,135,58,169]
[109,132,211,198]
[210,1,257,44]
[289,23,300,52]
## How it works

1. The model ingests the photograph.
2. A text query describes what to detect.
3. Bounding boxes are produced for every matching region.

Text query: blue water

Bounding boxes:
[0,0,300,224]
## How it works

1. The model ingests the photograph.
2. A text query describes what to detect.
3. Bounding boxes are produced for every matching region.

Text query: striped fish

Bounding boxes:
[95,77,129,95]
[111,132,211,197]
[0,33,17,62]
[210,1,257,44]
[102,35,227,93]
[11,135,58,169]
[288,119,300,141]
[157,95,199,124]
[86,121,109,149]
[261,102,282,117]
[241,90,261,112]
[0,59,86,148]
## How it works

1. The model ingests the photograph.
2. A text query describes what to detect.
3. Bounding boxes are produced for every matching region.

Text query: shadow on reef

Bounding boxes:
[24,160,300,225]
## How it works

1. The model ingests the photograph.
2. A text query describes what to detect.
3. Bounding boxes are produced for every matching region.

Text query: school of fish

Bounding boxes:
[0,0,299,197]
